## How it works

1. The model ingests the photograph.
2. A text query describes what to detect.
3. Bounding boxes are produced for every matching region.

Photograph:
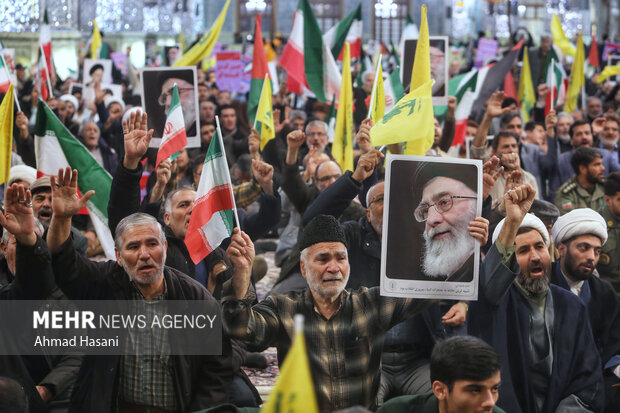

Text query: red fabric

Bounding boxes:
[251,14,270,79]
[503,71,518,101]
[589,39,600,68]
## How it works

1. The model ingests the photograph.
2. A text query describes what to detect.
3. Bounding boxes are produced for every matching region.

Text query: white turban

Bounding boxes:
[122,106,143,123]
[492,213,550,247]
[8,165,37,186]
[552,208,608,245]
[59,94,79,111]
[104,96,126,113]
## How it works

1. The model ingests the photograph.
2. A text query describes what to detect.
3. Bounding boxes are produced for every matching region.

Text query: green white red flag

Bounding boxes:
[0,55,10,94]
[280,0,341,101]
[323,4,362,61]
[185,121,237,264]
[37,46,52,102]
[39,9,55,81]
[34,99,115,260]
[156,84,187,167]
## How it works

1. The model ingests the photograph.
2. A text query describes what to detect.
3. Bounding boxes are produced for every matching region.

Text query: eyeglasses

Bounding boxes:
[307,131,326,137]
[414,195,477,222]
[317,174,341,183]
[368,196,384,206]
[158,87,194,106]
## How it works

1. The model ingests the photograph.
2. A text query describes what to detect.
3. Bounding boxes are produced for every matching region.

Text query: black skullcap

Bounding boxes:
[529,199,560,222]
[413,161,478,193]
[156,69,194,91]
[89,63,104,76]
[299,215,347,251]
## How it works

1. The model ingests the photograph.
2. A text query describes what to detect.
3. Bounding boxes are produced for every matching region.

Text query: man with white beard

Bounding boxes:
[157,70,197,137]
[555,112,574,153]
[414,169,479,282]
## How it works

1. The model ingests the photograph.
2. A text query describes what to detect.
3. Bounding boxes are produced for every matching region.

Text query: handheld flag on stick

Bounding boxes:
[596,65,620,83]
[367,55,385,123]
[39,9,55,81]
[185,116,240,264]
[90,20,103,59]
[34,99,115,259]
[37,45,52,101]
[0,83,14,184]
[0,53,20,111]
[332,42,354,172]
[551,14,576,57]
[518,47,536,123]
[565,33,585,114]
[543,48,567,115]
[156,84,188,168]
[323,4,362,61]
[254,74,275,150]
[248,13,270,125]
[260,314,319,413]
[174,0,230,67]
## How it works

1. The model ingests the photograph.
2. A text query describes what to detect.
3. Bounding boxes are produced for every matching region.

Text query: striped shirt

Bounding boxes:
[222,284,432,412]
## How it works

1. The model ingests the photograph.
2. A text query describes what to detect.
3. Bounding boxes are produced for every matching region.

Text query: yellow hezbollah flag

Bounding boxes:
[596,65,620,83]
[400,5,433,155]
[368,58,386,123]
[552,14,576,57]
[565,32,585,113]
[261,316,319,413]
[0,83,14,184]
[90,20,102,59]
[174,0,230,67]
[518,47,536,123]
[332,42,354,172]
[256,74,275,150]
[370,79,434,155]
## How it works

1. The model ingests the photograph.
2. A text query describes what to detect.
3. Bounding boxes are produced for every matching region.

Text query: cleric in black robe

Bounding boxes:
[469,186,604,413]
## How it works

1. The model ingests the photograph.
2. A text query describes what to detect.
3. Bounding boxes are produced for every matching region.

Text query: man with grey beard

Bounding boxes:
[469,183,604,413]
[45,167,233,412]
[415,170,479,282]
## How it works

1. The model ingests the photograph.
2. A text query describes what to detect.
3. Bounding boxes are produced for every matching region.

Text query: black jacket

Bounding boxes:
[51,236,233,412]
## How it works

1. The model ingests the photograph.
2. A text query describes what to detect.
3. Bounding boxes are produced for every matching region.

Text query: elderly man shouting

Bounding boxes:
[223,213,488,412]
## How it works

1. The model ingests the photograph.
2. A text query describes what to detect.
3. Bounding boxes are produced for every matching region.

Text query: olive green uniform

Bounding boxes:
[554,176,606,215]
[597,205,620,296]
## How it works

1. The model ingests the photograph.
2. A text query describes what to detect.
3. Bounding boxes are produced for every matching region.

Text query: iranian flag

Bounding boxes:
[185,127,235,264]
[37,46,52,101]
[39,9,55,81]
[323,4,362,61]
[544,49,568,115]
[280,0,341,102]
[0,55,11,93]
[450,68,488,146]
[34,99,115,260]
[247,13,270,125]
[156,84,187,167]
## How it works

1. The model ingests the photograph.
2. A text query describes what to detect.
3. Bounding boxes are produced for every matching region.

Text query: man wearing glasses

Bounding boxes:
[413,162,480,282]
[157,70,197,137]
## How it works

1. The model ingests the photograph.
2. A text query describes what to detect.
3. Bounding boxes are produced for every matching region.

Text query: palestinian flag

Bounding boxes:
[323,4,362,61]
[39,9,55,81]
[280,0,341,102]
[156,84,187,167]
[543,48,567,115]
[185,129,235,264]
[34,99,115,260]
[248,13,270,125]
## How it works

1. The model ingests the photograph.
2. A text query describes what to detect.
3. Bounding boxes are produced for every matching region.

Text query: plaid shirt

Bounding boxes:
[118,281,178,410]
[233,180,262,209]
[222,284,432,412]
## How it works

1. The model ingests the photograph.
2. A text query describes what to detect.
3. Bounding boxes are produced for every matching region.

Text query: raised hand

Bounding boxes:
[94,82,105,104]
[485,91,510,119]
[545,110,557,138]
[248,128,261,159]
[122,110,154,169]
[468,216,489,246]
[252,159,274,195]
[273,108,289,134]
[0,184,36,245]
[227,228,255,299]
[592,116,606,136]
[355,118,373,154]
[50,167,95,219]
[482,155,503,200]
[504,183,536,224]
[15,111,29,140]
[285,129,306,164]
[150,159,172,203]
[446,96,457,115]
[351,149,384,183]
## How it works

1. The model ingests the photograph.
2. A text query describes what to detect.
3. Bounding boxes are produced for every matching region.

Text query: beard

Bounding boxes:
[564,251,595,281]
[602,137,618,149]
[517,267,550,295]
[305,266,350,300]
[422,207,476,278]
[557,133,571,144]
[122,258,165,286]
[180,97,196,131]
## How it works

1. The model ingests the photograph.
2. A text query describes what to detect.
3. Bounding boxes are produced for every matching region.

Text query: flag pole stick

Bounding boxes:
[550,66,555,110]
[0,53,20,111]
[215,115,241,231]
[39,44,53,96]
[367,54,382,119]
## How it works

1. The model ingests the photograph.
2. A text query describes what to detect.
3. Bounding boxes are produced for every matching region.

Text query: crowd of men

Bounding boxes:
[1,26,620,413]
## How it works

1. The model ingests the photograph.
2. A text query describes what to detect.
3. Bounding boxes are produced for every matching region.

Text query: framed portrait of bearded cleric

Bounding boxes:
[140,66,200,148]
[402,36,449,106]
[380,155,483,300]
